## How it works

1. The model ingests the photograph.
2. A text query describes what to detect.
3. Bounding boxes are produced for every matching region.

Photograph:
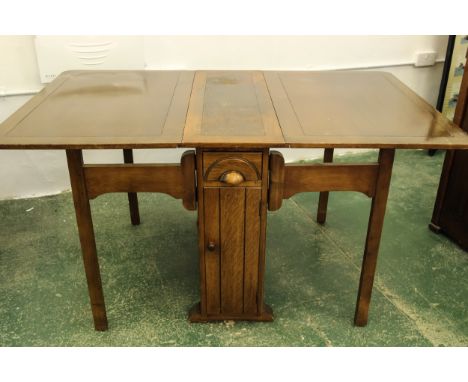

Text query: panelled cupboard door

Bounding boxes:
[204,186,262,316]
[190,149,272,322]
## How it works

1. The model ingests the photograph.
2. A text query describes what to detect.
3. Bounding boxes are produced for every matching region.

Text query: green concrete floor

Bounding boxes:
[0,149,467,346]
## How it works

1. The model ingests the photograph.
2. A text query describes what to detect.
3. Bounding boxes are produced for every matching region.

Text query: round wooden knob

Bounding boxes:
[220,171,244,185]
[207,241,216,251]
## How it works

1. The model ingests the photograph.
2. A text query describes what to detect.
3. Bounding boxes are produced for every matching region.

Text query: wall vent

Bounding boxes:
[34,36,145,83]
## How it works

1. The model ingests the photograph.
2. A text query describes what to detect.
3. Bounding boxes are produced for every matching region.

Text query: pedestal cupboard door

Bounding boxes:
[204,187,261,316]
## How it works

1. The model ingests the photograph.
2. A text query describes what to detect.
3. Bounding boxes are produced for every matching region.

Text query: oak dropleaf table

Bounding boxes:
[1,70,468,331]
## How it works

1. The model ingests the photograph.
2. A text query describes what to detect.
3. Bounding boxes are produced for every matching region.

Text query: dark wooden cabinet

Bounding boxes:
[430,51,468,251]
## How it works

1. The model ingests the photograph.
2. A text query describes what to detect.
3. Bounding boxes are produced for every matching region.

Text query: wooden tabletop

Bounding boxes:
[1,70,468,149]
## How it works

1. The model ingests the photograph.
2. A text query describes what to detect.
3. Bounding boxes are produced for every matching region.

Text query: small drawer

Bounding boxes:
[202,152,263,186]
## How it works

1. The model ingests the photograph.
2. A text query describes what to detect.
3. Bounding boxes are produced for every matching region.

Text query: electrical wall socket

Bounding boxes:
[414,51,437,67]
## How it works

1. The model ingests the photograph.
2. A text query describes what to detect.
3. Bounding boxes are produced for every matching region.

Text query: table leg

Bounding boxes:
[317,148,334,224]
[354,148,395,326]
[123,149,141,225]
[66,149,108,331]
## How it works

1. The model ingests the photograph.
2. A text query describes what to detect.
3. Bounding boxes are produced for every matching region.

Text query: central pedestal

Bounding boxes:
[189,149,273,322]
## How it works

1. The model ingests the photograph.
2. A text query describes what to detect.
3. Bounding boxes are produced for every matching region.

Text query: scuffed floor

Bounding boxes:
[0,150,467,346]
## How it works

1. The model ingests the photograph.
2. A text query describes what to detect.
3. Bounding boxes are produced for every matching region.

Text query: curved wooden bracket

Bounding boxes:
[268,151,285,211]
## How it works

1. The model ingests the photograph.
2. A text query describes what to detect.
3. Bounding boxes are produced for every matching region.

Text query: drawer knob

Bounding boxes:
[220,171,244,185]
[207,241,216,251]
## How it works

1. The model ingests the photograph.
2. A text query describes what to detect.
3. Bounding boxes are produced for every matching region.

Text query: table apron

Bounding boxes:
[268,151,380,211]
[83,150,196,210]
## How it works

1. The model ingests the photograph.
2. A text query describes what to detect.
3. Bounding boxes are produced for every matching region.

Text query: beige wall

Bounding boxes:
[0,35,447,199]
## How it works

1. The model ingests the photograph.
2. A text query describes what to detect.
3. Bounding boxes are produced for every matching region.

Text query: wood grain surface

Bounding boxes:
[183,71,284,147]
[220,187,245,314]
[264,71,468,149]
[66,149,108,331]
[2,70,468,149]
[243,188,261,314]
[0,70,194,149]
[203,187,221,315]
[354,149,395,326]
